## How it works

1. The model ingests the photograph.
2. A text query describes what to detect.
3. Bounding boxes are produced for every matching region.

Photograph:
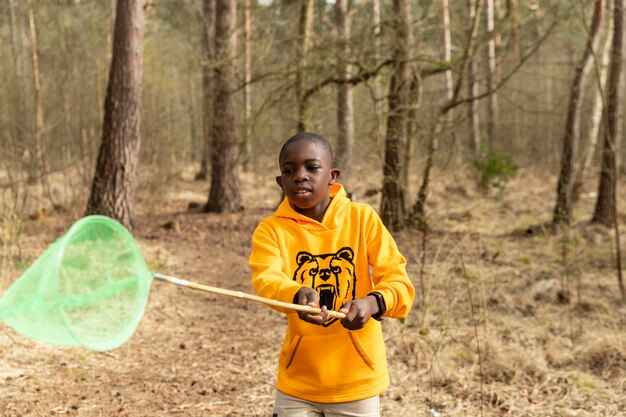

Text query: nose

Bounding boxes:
[319,269,331,282]
[294,167,308,182]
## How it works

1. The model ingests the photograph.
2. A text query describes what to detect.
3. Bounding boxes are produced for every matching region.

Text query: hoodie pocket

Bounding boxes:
[349,332,374,369]
[283,331,376,390]
[284,335,302,369]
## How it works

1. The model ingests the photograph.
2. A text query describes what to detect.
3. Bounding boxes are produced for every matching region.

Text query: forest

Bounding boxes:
[0,0,625,416]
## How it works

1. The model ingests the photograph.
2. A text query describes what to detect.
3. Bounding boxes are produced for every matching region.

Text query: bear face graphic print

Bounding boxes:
[292,247,356,326]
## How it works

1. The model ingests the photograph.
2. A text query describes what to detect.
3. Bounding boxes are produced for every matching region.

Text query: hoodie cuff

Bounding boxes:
[281,282,303,306]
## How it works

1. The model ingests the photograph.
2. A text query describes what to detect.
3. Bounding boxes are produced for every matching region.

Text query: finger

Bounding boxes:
[296,292,308,306]
[320,305,330,322]
[308,292,320,305]
[340,303,353,327]
[345,313,365,330]
[298,301,325,324]
[339,302,351,314]
[304,312,324,325]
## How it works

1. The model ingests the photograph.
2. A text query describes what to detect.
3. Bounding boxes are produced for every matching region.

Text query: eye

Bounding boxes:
[307,165,320,172]
[282,168,295,175]
[331,266,341,274]
[310,268,318,276]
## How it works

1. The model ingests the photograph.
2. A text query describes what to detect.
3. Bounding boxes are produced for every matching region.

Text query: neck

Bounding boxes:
[295,195,331,222]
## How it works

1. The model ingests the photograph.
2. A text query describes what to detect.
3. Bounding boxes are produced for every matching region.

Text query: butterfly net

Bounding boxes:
[0,215,153,351]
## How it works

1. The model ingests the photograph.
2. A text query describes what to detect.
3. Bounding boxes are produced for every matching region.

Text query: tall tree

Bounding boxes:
[205,0,242,213]
[553,0,605,226]
[242,0,253,170]
[196,0,216,180]
[86,0,147,229]
[466,0,482,154]
[508,0,523,146]
[485,0,499,147]
[7,0,26,151]
[296,0,315,131]
[27,0,54,205]
[592,0,623,227]
[381,0,413,230]
[372,0,384,146]
[509,0,522,61]
[335,0,354,190]
[441,0,456,162]
[442,0,454,110]
[574,18,613,201]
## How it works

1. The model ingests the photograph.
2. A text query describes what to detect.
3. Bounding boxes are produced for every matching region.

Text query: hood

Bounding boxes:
[274,183,350,231]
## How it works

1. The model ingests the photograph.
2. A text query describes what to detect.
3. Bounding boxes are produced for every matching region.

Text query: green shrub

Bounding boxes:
[472,146,518,193]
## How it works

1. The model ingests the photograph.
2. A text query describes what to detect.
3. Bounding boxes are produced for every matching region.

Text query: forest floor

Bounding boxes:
[0,166,625,417]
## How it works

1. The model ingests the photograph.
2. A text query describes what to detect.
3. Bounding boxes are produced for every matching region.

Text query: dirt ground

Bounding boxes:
[1,169,625,416]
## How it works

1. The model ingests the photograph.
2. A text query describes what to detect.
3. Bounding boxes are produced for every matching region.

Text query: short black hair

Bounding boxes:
[279,132,334,166]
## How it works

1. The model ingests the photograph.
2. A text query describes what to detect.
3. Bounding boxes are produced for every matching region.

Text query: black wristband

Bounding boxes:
[368,291,386,321]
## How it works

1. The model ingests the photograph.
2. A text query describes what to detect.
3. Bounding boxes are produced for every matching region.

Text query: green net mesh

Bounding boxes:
[0,215,153,351]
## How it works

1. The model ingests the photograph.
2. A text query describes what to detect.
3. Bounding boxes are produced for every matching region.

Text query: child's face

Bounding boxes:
[276,140,340,221]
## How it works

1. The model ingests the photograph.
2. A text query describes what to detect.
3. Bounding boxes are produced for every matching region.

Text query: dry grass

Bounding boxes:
[0,166,625,416]
[381,169,626,416]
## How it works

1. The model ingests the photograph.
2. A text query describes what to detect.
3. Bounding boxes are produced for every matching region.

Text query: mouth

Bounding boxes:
[316,284,336,310]
[292,188,313,199]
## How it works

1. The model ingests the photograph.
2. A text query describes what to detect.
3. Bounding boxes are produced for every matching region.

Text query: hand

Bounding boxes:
[293,287,329,325]
[339,295,379,330]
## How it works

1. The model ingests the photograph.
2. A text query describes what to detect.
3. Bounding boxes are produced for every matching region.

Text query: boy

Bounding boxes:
[249,132,414,416]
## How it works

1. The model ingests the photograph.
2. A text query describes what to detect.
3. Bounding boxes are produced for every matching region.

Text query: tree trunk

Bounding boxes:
[372,0,384,146]
[205,0,243,213]
[485,0,498,147]
[413,118,443,224]
[86,0,147,230]
[27,0,54,205]
[509,0,522,61]
[381,0,413,230]
[574,23,613,202]
[8,0,21,85]
[242,0,253,171]
[507,0,522,148]
[8,0,26,153]
[442,0,454,106]
[183,5,199,164]
[441,0,456,162]
[553,0,605,226]
[196,0,216,181]
[592,0,623,227]
[335,0,354,190]
[59,4,75,203]
[467,0,481,154]
[296,0,315,132]
[412,0,483,225]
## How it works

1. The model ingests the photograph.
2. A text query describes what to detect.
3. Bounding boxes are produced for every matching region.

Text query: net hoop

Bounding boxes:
[0,215,153,351]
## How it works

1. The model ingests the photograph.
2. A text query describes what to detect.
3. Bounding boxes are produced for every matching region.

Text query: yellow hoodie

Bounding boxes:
[249,184,414,403]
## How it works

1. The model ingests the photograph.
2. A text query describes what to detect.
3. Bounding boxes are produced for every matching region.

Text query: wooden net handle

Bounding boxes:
[152,273,346,319]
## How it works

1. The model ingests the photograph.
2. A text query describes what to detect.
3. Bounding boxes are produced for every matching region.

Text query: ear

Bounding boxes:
[275,175,283,189]
[329,168,341,185]
[334,247,354,263]
[296,251,315,266]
